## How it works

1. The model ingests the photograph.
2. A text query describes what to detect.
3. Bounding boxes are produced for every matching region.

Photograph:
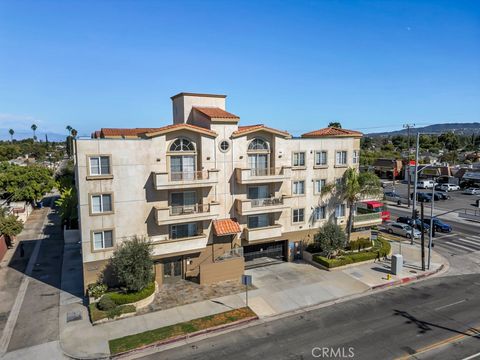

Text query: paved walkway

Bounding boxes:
[59,239,447,359]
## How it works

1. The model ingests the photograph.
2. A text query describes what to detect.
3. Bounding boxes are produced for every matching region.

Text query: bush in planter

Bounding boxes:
[111,236,154,292]
[98,295,116,311]
[87,282,107,299]
[313,223,347,258]
[108,282,155,305]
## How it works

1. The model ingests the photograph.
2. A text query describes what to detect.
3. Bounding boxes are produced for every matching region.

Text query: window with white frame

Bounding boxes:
[293,180,305,195]
[89,156,111,176]
[91,194,112,214]
[170,223,197,239]
[314,206,326,221]
[335,151,347,166]
[353,150,359,164]
[314,179,326,194]
[93,230,113,250]
[292,208,305,223]
[335,204,346,217]
[315,151,328,166]
[335,177,343,188]
[292,152,305,167]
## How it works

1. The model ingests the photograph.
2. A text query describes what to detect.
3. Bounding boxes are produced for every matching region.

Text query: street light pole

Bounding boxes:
[403,124,415,208]
[428,178,435,270]
[411,132,420,245]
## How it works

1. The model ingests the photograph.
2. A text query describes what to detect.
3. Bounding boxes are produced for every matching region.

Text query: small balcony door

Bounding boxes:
[170,155,195,181]
[248,214,269,228]
[248,185,269,200]
[171,191,197,215]
[248,154,268,176]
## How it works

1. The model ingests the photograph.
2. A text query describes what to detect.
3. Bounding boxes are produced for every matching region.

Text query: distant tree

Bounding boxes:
[314,223,347,259]
[71,129,78,138]
[66,125,72,135]
[110,237,153,292]
[8,129,14,143]
[55,187,78,229]
[438,132,459,151]
[31,124,38,141]
[0,213,24,239]
[328,122,342,129]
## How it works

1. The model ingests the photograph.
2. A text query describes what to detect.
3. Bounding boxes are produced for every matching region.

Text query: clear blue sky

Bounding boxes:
[0,0,479,138]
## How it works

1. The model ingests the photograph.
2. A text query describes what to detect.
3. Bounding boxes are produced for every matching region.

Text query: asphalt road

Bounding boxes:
[140,274,480,360]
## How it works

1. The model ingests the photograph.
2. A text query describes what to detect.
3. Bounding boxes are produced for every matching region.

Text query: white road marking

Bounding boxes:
[462,351,480,360]
[465,236,480,242]
[445,242,474,251]
[456,238,480,247]
[434,299,466,311]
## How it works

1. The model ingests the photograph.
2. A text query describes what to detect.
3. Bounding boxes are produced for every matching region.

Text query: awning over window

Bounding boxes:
[213,218,241,236]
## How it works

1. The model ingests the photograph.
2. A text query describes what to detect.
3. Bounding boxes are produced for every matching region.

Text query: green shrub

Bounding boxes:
[89,303,136,322]
[108,282,155,306]
[87,282,107,299]
[98,295,116,311]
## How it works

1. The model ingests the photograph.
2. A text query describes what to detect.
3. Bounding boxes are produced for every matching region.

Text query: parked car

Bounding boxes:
[422,218,452,232]
[437,184,460,192]
[384,222,421,239]
[396,216,430,231]
[435,192,450,200]
[384,191,402,205]
[417,180,436,189]
[410,192,432,202]
[463,187,480,195]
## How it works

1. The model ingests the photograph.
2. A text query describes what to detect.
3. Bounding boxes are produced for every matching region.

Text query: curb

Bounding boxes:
[110,315,259,359]
[371,263,445,290]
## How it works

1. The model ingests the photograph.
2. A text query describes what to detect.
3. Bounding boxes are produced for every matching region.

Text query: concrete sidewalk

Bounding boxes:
[59,240,448,359]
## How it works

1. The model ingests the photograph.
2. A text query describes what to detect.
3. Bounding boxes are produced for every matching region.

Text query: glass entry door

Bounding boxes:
[163,258,182,283]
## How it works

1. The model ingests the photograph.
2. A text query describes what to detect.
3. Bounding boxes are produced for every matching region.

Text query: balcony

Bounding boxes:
[235,167,291,184]
[155,202,220,225]
[150,233,208,256]
[244,223,283,243]
[153,169,219,190]
[353,212,382,228]
[235,196,291,216]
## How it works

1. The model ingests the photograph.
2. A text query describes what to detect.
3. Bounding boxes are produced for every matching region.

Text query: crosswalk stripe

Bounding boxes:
[465,236,480,242]
[456,238,480,247]
[445,242,475,251]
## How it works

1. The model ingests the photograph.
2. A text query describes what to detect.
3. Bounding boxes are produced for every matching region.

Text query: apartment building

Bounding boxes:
[75,92,362,290]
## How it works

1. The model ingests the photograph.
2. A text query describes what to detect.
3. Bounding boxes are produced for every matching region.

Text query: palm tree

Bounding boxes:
[328,122,342,129]
[71,129,78,138]
[322,168,382,240]
[31,124,37,140]
[66,125,72,135]
[8,129,14,142]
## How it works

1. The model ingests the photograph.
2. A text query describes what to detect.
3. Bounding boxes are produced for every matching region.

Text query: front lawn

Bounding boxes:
[89,303,136,323]
[313,237,391,269]
[109,307,257,355]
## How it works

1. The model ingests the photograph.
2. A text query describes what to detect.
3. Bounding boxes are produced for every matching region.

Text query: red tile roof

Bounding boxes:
[232,124,291,138]
[93,124,217,139]
[213,218,241,236]
[193,107,239,119]
[301,127,363,138]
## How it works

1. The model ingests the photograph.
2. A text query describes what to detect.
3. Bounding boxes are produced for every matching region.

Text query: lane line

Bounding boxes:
[445,242,474,251]
[0,209,50,356]
[463,351,480,360]
[435,299,466,311]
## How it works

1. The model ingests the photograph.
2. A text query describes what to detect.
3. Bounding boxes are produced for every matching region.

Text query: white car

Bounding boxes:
[463,187,480,195]
[438,184,460,192]
[384,222,421,239]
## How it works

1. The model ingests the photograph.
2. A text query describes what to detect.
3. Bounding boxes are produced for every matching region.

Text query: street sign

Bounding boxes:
[242,274,252,286]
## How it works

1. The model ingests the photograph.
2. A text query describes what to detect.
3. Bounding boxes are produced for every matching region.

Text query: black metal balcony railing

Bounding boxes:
[250,197,284,208]
[169,170,209,181]
[169,203,210,216]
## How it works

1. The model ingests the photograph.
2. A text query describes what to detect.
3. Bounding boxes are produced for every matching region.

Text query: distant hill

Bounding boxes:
[0,128,66,142]
[368,122,480,137]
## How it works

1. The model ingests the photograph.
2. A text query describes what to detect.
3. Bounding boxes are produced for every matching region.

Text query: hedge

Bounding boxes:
[313,238,391,269]
[107,282,155,306]
[89,303,136,322]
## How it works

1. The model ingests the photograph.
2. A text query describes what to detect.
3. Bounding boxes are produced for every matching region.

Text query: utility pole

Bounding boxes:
[421,201,425,271]
[428,178,436,270]
[411,132,420,245]
[403,124,415,208]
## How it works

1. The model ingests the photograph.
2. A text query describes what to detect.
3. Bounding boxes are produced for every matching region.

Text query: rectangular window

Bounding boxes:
[293,152,306,167]
[353,150,359,164]
[93,230,113,250]
[335,151,347,166]
[248,185,269,199]
[315,151,328,166]
[292,180,305,195]
[89,156,110,175]
[335,204,346,217]
[170,223,197,239]
[335,178,343,188]
[91,194,112,214]
[314,179,326,194]
[248,214,269,228]
[292,208,305,223]
[314,206,326,221]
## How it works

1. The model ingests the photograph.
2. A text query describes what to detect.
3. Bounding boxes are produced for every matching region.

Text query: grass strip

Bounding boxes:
[109,307,256,355]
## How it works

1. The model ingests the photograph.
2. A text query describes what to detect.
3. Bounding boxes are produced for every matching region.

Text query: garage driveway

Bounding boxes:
[244,261,370,318]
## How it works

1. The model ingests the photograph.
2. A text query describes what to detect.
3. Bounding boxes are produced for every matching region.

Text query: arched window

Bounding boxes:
[170,138,195,152]
[248,138,269,151]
